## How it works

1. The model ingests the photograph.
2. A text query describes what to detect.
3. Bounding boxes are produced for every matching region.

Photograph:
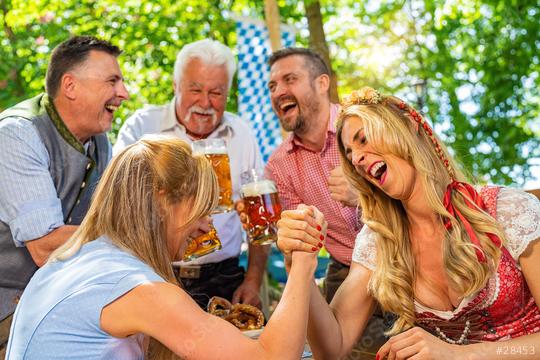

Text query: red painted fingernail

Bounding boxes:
[312,247,317,251]
[316,225,322,231]
[319,234,324,241]
[318,242,323,248]
[375,355,380,360]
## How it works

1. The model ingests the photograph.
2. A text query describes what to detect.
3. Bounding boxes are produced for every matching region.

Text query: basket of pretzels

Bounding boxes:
[207,296,265,332]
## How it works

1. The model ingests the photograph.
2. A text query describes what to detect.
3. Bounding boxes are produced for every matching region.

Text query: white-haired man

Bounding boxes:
[114,39,267,309]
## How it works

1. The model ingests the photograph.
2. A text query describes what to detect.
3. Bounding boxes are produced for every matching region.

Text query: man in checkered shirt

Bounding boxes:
[265,47,388,359]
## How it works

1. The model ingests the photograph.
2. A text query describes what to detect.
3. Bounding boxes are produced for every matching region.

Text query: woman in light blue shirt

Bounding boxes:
[6,136,325,360]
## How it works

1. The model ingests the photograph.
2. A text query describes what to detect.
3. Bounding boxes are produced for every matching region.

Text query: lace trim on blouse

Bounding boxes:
[352,226,377,271]
[496,188,540,261]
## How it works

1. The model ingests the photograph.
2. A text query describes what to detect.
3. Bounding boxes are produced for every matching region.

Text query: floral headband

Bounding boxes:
[341,87,383,107]
[341,87,502,263]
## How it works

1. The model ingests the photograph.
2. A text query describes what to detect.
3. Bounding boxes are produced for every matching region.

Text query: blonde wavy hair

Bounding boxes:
[49,135,219,360]
[335,91,507,335]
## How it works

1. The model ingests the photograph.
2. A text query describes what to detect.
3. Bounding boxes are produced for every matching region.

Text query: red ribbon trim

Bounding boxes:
[443,181,502,263]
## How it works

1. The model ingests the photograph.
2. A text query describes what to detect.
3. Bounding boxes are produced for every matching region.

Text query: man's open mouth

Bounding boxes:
[193,111,212,118]
[105,104,118,113]
[279,99,298,115]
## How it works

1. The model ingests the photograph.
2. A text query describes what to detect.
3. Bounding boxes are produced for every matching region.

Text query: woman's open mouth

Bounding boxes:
[367,161,387,185]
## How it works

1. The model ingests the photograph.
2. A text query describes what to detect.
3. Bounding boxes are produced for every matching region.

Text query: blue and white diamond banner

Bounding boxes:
[235,17,296,162]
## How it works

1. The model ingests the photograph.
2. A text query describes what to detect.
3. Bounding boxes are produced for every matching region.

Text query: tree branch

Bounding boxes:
[304,0,339,102]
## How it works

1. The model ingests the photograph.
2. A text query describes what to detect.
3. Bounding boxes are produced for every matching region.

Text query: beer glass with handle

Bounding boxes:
[240,169,282,245]
[182,223,222,261]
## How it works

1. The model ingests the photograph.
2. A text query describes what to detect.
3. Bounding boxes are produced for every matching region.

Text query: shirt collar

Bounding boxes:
[160,97,235,139]
[159,98,181,132]
[285,103,340,153]
[43,93,88,154]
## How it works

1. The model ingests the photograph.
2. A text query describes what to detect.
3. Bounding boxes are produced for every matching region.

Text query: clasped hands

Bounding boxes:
[276,204,327,252]
[275,204,328,271]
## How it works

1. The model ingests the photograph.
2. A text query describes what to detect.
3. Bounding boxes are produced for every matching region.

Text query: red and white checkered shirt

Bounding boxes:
[265,104,361,265]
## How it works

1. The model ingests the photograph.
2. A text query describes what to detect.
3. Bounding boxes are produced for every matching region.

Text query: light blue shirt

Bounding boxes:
[0,117,65,247]
[114,99,264,264]
[6,236,165,360]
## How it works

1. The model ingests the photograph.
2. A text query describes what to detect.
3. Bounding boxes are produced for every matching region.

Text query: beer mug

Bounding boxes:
[183,223,222,261]
[240,169,282,245]
[192,139,233,213]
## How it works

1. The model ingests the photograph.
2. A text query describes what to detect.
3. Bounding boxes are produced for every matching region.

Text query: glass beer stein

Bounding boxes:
[182,223,222,261]
[240,169,282,245]
[192,139,233,213]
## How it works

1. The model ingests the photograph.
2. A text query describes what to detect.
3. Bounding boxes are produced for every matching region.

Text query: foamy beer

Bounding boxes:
[191,139,233,213]
[241,169,282,245]
[183,224,222,261]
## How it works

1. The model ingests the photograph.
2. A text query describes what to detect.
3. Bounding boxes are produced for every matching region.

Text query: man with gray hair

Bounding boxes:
[114,39,268,309]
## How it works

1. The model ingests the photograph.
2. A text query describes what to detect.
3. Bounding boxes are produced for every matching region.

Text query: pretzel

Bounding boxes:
[207,296,232,318]
[224,304,264,330]
[207,297,265,330]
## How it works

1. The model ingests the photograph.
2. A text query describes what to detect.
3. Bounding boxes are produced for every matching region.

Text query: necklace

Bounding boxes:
[435,320,470,344]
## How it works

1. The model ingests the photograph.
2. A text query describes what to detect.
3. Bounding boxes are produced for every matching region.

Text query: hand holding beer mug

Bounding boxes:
[240,169,282,245]
[192,139,233,213]
[183,221,222,261]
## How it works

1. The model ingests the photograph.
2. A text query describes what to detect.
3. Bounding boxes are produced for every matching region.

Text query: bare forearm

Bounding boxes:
[26,225,78,266]
[465,333,540,360]
[282,255,351,358]
[306,281,346,359]
[307,265,376,359]
[257,261,314,359]
[245,243,270,285]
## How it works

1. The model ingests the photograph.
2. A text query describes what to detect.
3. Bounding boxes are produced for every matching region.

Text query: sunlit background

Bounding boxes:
[1,0,538,187]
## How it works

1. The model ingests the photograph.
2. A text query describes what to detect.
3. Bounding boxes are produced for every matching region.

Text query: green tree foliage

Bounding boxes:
[320,0,540,185]
[0,0,538,185]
